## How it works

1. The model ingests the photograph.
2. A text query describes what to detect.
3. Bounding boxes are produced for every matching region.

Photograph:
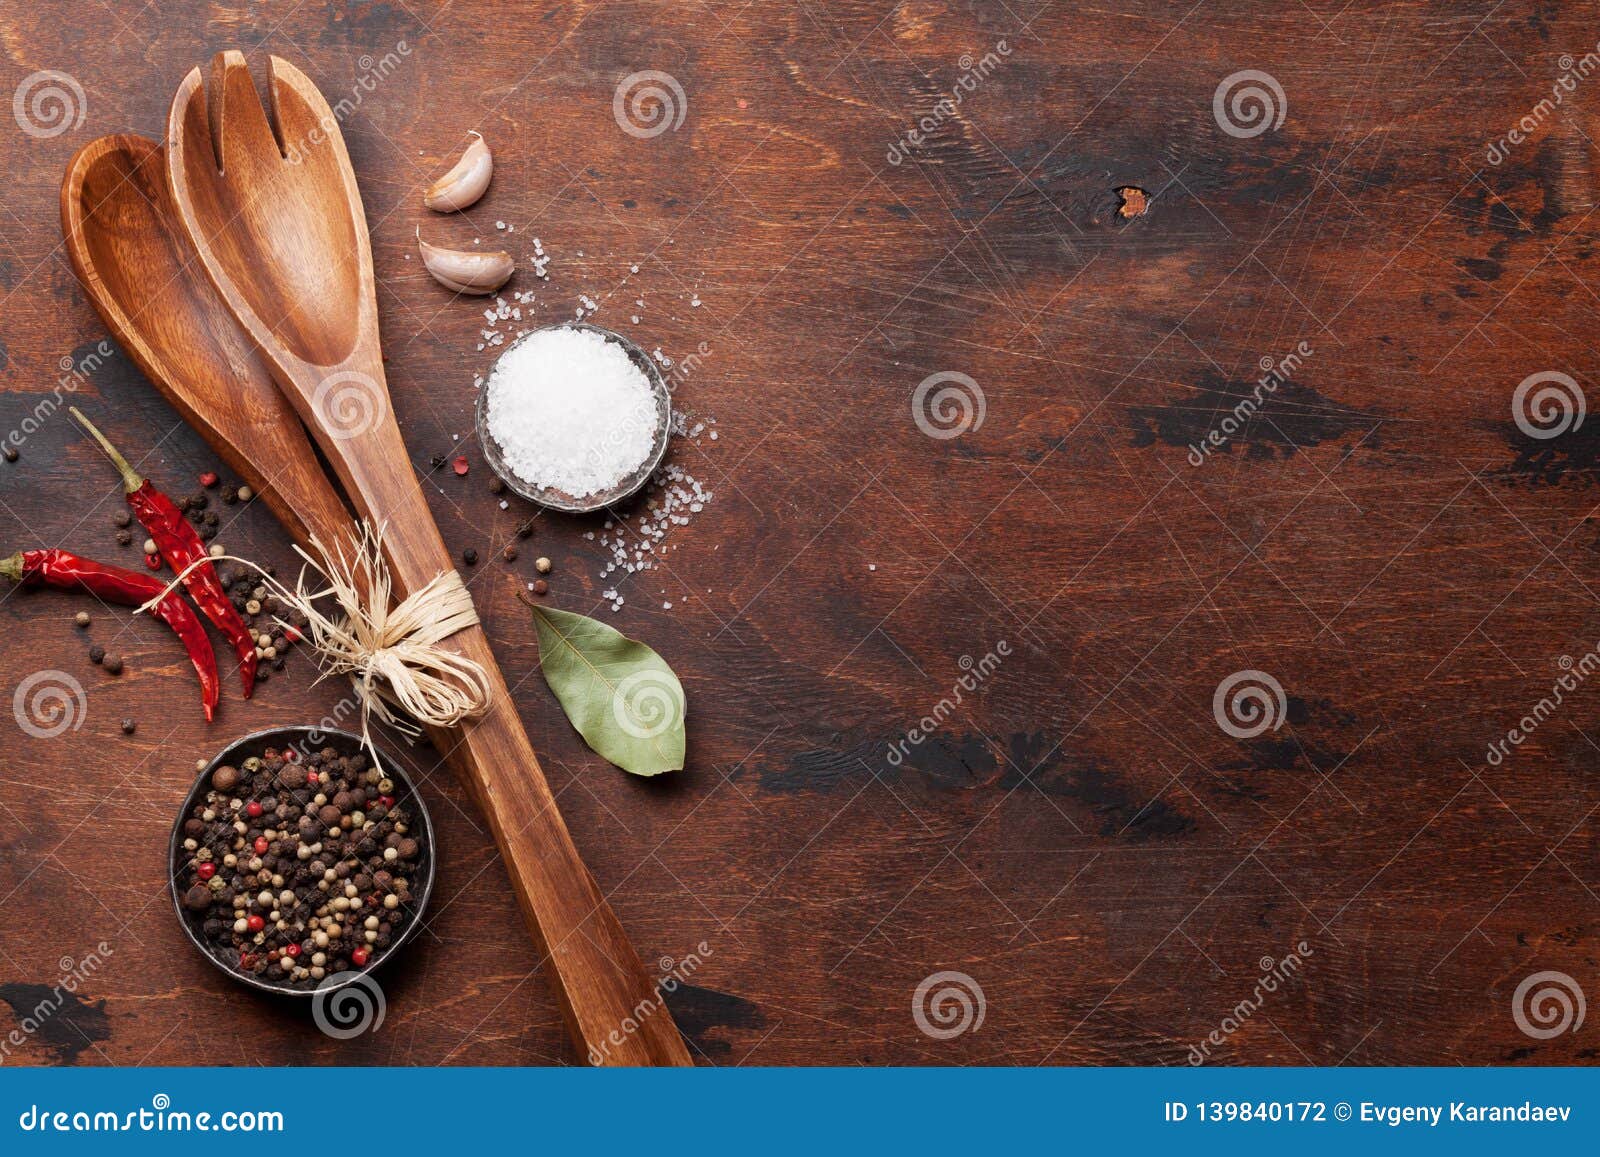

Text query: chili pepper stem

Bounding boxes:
[0,552,22,582]
[68,407,144,494]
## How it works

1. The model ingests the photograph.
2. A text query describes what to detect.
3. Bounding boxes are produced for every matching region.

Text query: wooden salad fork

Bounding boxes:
[164,51,690,1065]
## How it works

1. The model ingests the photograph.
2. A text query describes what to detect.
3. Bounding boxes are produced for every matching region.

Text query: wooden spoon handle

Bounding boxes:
[286,367,691,1066]
[427,642,693,1065]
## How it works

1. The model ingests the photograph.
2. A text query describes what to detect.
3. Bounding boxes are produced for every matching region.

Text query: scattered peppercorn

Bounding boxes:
[144,553,162,570]
[452,456,469,476]
[142,538,158,556]
[199,471,219,488]
[237,486,253,501]
[121,718,136,735]
[502,546,517,562]
[103,656,123,675]
[532,579,548,596]
[1,446,16,463]
[74,611,91,628]
[462,548,478,566]
[429,453,447,470]
[115,530,133,547]
[516,520,535,539]
[89,645,106,664]
[535,557,552,574]
[488,476,505,495]
[112,510,132,529]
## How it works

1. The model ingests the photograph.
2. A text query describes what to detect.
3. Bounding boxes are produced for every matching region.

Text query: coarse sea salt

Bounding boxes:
[485,327,658,498]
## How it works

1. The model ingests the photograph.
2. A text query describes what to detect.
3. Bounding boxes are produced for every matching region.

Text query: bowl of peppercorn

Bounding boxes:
[169,726,436,997]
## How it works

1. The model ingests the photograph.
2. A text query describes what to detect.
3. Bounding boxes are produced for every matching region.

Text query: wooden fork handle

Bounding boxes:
[426,636,694,1065]
[299,391,691,1066]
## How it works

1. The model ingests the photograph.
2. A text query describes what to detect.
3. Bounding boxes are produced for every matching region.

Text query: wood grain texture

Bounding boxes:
[2,0,1600,1066]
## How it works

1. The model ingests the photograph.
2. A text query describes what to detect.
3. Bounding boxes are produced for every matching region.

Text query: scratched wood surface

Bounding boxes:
[3,0,1600,1066]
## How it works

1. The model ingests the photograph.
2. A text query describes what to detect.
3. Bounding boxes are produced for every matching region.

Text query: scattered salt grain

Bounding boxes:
[484,327,658,498]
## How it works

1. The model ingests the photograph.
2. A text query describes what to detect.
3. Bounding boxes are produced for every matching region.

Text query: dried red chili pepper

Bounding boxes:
[70,409,257,698]
[0,548,220,720]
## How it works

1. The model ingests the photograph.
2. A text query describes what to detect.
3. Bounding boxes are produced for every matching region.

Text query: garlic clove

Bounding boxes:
[423,131,493,212]
[417,229,514,294]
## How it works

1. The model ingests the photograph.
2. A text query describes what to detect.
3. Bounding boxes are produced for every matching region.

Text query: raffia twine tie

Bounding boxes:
[148,521,491,760]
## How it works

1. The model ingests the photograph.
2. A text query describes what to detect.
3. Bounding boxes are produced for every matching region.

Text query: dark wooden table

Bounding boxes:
[3,0,1599,1066]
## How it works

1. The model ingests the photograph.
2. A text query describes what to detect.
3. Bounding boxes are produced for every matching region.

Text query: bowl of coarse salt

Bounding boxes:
[476,322,671,513]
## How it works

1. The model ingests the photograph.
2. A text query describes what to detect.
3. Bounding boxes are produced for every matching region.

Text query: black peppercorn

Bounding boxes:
[488,476,505,495]
[462,548,478,566]
[102,655,122,674]
[112,510,131,528]
[1,445,17,463]
[115,530,132,547]
[502,546,517,562]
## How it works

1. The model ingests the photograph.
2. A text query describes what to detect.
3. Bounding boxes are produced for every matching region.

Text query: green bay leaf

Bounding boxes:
[529,605,686,776]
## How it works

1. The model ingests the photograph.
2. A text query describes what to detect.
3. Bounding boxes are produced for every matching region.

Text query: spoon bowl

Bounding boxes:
[59,134,355,550]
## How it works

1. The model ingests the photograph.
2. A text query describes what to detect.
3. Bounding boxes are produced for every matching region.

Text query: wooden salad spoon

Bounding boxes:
[60,134,354,550]
[165,51,690,1066]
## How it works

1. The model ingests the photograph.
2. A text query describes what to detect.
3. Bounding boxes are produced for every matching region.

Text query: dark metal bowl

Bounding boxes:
[475,321,672,513]
[168,726,436,997]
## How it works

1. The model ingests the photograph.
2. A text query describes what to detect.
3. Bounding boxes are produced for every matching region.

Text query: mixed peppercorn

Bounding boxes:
[176,742,426,989]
